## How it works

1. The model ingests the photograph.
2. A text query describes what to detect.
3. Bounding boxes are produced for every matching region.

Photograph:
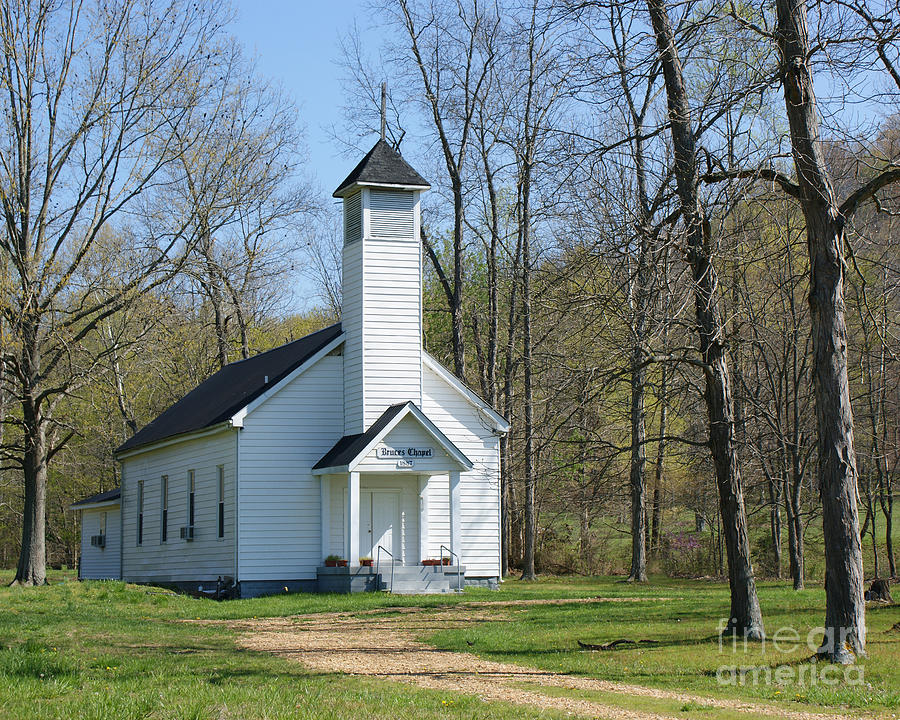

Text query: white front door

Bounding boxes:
[360,491,400,561]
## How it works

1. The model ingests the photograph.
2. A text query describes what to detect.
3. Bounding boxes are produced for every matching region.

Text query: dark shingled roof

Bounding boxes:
[116,323,343,455]
[333,139,430,197]
[313,402,410,470]
[72,487,121,507]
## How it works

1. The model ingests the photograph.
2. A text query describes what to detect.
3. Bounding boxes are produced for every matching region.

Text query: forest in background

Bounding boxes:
[0,0,898,649]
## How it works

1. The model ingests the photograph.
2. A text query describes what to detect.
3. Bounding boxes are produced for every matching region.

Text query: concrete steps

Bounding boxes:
[315,564,465,594]
[376,565,465,594]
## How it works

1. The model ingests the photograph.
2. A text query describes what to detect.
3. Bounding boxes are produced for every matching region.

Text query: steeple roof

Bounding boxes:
[333,139,430,197]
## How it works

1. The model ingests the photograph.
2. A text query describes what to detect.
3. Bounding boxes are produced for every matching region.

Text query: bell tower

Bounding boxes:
[333,140,430,434]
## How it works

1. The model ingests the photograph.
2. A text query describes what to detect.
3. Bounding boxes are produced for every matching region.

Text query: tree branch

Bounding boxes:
[701,167,802,199]
[839,165,900,218]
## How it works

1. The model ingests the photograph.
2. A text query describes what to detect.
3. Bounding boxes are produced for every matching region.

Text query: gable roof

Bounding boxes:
[312,401,472,474]
[71,487,120,509]
[333,139,430,197]
[116,323,343,456]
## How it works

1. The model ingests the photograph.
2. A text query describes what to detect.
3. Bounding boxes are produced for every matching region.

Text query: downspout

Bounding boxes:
[234,427,241,592]
[119,465,124,580]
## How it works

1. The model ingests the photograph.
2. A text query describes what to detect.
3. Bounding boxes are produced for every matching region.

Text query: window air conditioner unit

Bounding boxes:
[180,526,194,540]
[90,534,105,548]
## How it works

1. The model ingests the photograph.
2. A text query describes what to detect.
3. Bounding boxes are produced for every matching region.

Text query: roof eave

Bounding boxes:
[70,499,120,511]
[115,420,234,461]
[231,332,345,428]
[422,353,510,433]
[333,180,431,199]
[311,464,350,476]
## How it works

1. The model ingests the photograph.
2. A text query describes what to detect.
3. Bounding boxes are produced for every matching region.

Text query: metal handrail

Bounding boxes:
[375,545,395,594]
[439,545,462,593]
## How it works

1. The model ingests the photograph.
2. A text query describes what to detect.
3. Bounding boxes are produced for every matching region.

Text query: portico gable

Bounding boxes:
[313,401,471,569]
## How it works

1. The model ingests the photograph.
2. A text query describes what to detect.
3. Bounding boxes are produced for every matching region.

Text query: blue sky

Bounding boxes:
[230,0,373,193]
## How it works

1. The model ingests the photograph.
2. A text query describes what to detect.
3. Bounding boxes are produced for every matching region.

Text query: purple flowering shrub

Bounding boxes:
[659,526,713,577]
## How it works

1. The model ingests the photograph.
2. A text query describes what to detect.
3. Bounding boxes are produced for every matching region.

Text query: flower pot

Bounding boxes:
[441,557,451,566]
[325,559,348,568]
[422,559,439,566]
[360,559,373,567]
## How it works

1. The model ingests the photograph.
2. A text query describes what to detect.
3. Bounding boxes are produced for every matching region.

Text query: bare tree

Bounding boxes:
[175,46,310,367]
[644,0,764,638]
[738,200,813,590]
[390,0,501,379]
[771,0,900,661]
[0,0,230,586]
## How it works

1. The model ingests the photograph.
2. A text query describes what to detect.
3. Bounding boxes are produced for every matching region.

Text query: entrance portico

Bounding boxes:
[313,401,471,571]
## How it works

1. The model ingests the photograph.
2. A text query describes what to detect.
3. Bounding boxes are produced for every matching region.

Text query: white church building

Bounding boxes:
[72,140,508,596]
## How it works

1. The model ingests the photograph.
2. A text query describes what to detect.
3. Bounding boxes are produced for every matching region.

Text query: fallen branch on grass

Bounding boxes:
[577,639,660,650]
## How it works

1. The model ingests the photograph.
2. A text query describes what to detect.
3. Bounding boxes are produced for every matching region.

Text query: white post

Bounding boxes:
[449,470,461,561]
[418,475,429,562]
[320,476,331,563]
[347,471,360,566]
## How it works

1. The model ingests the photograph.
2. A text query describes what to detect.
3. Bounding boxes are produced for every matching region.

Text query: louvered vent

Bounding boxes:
[369,189,415,239]
[344,191,362,244]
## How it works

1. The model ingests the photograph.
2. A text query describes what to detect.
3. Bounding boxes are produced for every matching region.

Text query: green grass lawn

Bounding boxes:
[0,571,898,719]
[0,572,566,720]
[426,576,900,714]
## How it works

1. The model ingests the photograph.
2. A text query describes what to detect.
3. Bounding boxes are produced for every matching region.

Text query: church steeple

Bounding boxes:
[334,141,430,434]
[333,139,429,199]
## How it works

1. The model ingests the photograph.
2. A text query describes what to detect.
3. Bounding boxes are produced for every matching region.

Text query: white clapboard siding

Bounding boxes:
[422,364,501,577]
[424,473,450,560]
[328,475,345,557]
[79,506,121,580]
[238,355,343,581]
[342,186,423,433]
[369,189,415,239]
[342,235,364,434]
[361,236,422,426]
[121,430,236,583]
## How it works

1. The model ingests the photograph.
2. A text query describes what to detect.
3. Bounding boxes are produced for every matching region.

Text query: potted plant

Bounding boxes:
[359,556,373,567]
[422,558,440,566]
[324,554,347,568]
[441,556,451,566]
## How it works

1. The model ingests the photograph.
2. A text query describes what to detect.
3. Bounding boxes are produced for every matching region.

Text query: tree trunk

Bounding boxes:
[107,323,138,437]
[16,423,48,586]
[500,226,522,576]
[628,344,648,581]
[451,183,466,379]
[769,476,782,579]
[651,323,670,554]
[230,292,251,360]
[500,432,510,576]
[775,0,865,661]
[787,327,806,590]
[210,282,230,369]
[520,182,536,581]
[646,0,764,639]
[885,487,896,578]
[784,472,805,589]
[14,328,48,586]
[865,476,879,579]
[628,218,652,581]
[580,465,592,572]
